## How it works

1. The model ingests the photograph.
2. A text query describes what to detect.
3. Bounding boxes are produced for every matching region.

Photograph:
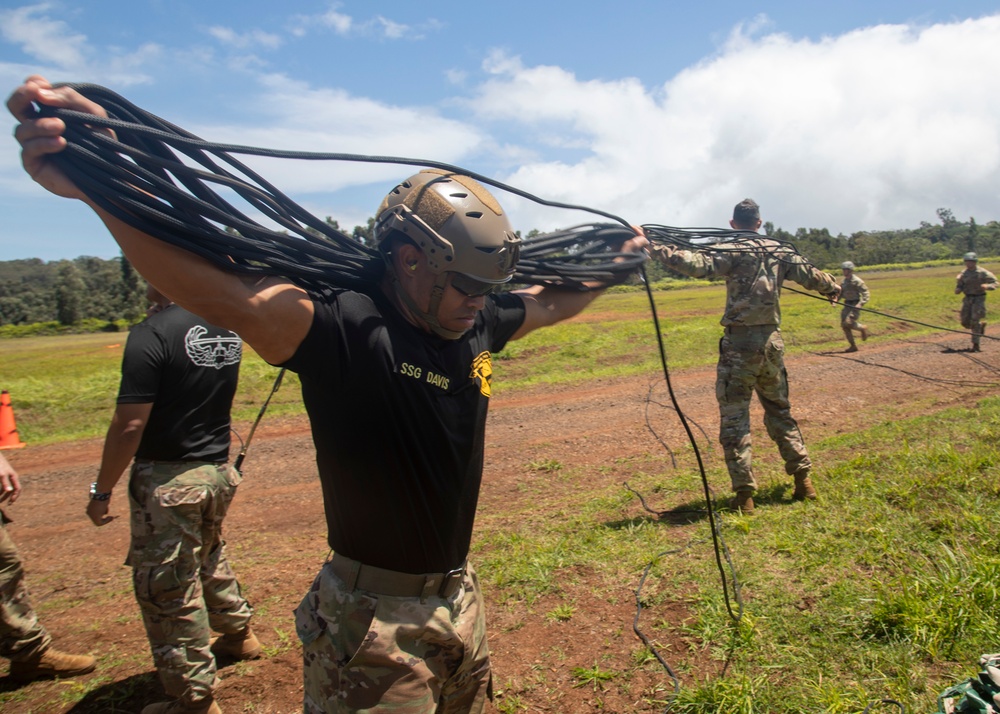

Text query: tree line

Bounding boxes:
[1,210,995,328]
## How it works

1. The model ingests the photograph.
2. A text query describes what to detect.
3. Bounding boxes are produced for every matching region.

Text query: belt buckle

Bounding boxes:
[441,566,465,597]
[420,566,465,601]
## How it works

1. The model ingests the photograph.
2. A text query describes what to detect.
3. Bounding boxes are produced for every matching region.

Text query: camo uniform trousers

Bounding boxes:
[0,512,51,661]
[717,325,811,492]
[295,559,491,713]
[840,302,862,331]
[127,461,253,706]
[961,294,988,346]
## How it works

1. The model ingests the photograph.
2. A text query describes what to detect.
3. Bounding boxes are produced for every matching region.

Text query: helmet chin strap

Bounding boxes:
[390,269,465,340]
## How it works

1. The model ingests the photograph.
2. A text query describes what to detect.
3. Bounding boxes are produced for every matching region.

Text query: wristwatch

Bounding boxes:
[89,482,112,501]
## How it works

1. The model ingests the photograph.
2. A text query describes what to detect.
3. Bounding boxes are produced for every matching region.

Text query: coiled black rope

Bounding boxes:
[37,83,643,293]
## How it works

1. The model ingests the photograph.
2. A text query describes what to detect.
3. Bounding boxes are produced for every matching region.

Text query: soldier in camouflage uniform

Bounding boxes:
[88,287,260,714]
[1,451,97,682]
[838,261,870,352]
[955,252,997,352]
[651,199,841,513]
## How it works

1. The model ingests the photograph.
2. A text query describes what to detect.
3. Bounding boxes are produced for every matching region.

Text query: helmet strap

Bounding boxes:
[389,269,465,340]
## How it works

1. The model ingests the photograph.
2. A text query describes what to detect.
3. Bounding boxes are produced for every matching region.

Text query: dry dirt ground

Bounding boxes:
[2,329,999,713]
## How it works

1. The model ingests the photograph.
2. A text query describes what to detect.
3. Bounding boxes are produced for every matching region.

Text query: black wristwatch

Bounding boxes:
[89,482,112,501]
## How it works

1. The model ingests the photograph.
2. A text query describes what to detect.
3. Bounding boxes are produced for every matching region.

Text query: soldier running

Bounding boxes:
[838,261,870,353]
[955,252,997,352]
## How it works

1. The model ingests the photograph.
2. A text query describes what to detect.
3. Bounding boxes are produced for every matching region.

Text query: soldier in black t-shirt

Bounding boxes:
[11,78,647,714]
[86,286,259,714]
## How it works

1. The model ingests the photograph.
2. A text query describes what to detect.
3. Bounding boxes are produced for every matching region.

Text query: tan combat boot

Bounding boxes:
[793,473,818,501]
[210,625,262,661]
[141,698,222,714]
[8,647,97,682]
[729,489,754,513]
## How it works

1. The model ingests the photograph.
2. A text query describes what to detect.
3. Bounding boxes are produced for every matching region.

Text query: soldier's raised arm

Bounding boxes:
[8,76,312,364]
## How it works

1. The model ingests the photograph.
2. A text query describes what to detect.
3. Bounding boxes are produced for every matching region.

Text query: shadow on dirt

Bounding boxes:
[610,481,806,528]
[64,671,159,713]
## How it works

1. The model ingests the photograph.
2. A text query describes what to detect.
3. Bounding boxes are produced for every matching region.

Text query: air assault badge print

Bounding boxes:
[185,325,242,369]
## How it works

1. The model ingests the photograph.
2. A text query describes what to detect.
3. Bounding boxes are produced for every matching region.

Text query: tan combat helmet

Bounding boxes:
[841,261,855,270]
[374,170,521,339]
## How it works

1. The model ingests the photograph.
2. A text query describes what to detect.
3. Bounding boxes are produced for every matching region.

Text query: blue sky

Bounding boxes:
[2,1,1000,261]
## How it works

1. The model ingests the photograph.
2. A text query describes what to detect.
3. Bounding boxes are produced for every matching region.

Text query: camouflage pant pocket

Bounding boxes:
[296,567,378,664]
[133,555,191,616]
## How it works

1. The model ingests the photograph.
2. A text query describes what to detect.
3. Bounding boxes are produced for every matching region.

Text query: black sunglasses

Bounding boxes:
[449,273,498,298]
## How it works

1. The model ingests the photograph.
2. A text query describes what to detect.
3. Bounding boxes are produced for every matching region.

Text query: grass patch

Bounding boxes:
[472,395,1000,711]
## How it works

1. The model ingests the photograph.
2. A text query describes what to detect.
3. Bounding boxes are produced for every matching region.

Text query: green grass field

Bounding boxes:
[0,263,963,445]
[2,262,996,713]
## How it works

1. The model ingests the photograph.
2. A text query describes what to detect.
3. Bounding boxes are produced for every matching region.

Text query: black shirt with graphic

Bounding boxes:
[117,305,242,462]
[282,287,526,574]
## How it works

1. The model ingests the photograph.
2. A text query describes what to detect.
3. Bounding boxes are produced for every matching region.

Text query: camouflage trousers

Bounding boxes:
[840,302,866,346]
[0,512,51,661]
[716,326,811,492]
[961,294,988,345]
[127,461,253,706]
[295,558,491,713]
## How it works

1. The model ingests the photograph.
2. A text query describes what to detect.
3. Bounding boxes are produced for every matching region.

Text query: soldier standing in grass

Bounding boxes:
[0,451,97,682]
[650,198,840,513]
[838,261,870,353]
[88,284,260,714]
[955,252,997,352]
[9,76,646,714]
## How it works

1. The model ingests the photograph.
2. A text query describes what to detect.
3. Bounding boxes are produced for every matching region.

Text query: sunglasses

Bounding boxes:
[449,272,499,298]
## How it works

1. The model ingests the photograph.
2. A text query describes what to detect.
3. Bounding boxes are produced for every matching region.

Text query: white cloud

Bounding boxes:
[375,16,408,40]
[177,72,487,217]
[319,8,353,35]
[0,3,88,68]
[465,15,1000,236]
[208,26,283,50]
[0,4,158,86]
[290,6,438,41]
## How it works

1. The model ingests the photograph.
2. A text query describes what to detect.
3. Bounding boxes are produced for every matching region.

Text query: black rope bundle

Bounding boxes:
[37,83,643,293]
[644,224,819,269]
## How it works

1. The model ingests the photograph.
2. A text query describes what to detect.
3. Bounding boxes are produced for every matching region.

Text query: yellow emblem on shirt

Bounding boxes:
[470,351,493,397]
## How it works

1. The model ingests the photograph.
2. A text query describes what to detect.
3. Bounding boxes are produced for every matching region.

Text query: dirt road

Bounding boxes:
[3,328,998,713]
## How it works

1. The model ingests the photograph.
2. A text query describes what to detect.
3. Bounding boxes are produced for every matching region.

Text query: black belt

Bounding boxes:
[329,553,466,599]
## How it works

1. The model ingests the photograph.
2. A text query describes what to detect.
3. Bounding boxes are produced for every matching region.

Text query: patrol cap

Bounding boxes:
[841,261,855,270]
[964,252,978,262]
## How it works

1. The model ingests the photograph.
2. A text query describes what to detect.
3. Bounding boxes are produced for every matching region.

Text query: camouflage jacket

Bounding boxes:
[651,237,839,327]
[956,266,998,296]
[839,274,870,305]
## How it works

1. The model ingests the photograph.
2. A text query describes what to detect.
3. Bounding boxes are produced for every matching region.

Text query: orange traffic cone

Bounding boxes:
[0,390,26,450]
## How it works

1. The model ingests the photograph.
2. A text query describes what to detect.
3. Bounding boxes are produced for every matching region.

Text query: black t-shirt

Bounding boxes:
[117,305,241,462]
[282,287,526,574]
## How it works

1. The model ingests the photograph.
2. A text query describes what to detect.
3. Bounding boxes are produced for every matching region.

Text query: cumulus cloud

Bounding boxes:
[175,72,487,226]
[0,3,158,86]
[290,5,439,41]
[4,7,1000,261]
[466,15,1000,236]
[207,26,283,50]
[0,3,88,69]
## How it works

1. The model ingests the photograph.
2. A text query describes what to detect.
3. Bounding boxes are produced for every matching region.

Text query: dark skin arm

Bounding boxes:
[0,452,21,506]
[87,402,153,526]
[511,230,648,340]
[8,76,313,365]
